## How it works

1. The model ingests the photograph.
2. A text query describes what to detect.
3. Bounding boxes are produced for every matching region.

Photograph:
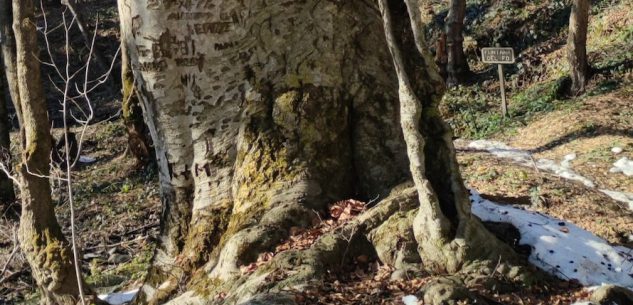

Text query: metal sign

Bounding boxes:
[481,47,515,118]
[481,47,515,64]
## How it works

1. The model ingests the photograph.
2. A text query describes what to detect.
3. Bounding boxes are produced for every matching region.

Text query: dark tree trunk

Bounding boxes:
[0,63,16,208]
[445,0,470,87]
[121,38,153,167]
[567,0,590,95]
[0,0,23,137]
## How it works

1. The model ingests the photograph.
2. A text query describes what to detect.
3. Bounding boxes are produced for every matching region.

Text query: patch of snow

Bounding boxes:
[98,289,138,305]
[468,140,595,187]
[612,147,623,154]
[466,140,633,211]
[599,190,633,211]
[78,155,97,164]
[470,189,633,289]
[610,157,633,176]
[562,153,577,168]
[402,295,419,305]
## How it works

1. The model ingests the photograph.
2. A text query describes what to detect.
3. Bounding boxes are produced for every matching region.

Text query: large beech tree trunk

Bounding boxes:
[567,0,590,95]
[12,1,99,304]
[445,0,469,87]
[119,0,522,304]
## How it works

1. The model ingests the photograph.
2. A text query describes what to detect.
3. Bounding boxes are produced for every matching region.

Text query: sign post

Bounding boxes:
[481,47,515,118]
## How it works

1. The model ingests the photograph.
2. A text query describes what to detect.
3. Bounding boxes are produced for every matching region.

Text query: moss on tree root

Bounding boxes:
[156,183,540,305]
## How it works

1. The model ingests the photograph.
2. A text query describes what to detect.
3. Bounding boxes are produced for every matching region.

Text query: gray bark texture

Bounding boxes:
[118,0,526,304]
[567,0,590,95]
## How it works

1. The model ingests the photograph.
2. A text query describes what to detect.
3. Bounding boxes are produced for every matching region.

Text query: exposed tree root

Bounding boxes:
[145,183,542,305]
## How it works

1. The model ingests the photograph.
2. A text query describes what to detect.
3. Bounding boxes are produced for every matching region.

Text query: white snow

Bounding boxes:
[610,157,633,177]
[470,189,633,288]
[466,140,633,211]
[402,295,419,305]
[599,190,633,211]
[468,140,595,187]
[612,147,624,154]
[78,155,97,164]
[562,153,577,168]
[98,289,138,305]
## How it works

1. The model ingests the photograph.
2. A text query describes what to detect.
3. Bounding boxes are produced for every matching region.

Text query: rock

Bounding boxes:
[107,253,131,264]
[590,285,633,305]
[421,277,489,305]
[390,265,422,281]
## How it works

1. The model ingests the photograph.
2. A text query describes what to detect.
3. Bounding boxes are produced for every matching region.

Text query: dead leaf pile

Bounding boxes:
[240,199,368,275]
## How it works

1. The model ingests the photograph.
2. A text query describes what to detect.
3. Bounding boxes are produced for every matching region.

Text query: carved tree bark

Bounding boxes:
[12,0,100,304]
[567,0,590,95]
[445,0,469,87]
[118,0,524,304]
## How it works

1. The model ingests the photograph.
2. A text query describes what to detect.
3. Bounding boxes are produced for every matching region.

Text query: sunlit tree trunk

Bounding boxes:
[567,0,590,95]
[12,0,100,304]
[445,0,469,87]
[119,0,524,304]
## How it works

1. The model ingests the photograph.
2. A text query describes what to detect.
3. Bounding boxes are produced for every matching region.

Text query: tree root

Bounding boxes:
[147,182,547,305]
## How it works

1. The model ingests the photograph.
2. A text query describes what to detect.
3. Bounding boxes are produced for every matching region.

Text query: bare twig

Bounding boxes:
[36,2,121,303]
[84,235,149,251]
[0,161,21,187]
[0,228,19,284]
[61,0,109,75]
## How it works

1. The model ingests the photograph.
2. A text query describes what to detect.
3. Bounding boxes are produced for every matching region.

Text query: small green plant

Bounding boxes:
[442,77,575,139]
[120,182,132,194]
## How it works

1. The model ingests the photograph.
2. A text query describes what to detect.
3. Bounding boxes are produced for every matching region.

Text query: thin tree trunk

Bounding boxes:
[567,0,590,95]
[121,35,153,167]
[445,0,469,87]
[0,63,16,207]
[12,0,99,304]
[0,0,24,141]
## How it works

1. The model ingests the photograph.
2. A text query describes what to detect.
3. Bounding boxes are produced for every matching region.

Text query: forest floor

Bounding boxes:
[1,0,632,304]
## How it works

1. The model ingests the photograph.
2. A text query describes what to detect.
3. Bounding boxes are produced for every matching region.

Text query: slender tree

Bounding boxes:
[567,0,590,95]
[121,36,153,167]
[0,0,23,129]
[445,0,470,86]
[0,62,15,207]
[118,0,528,304]
[12,0,100,304]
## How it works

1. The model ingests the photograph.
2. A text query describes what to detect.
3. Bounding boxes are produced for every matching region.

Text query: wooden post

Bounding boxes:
[482,47,514,118]
[498,64,507,118]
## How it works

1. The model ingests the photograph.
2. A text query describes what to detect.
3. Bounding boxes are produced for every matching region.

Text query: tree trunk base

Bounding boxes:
[133,183,541,305]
